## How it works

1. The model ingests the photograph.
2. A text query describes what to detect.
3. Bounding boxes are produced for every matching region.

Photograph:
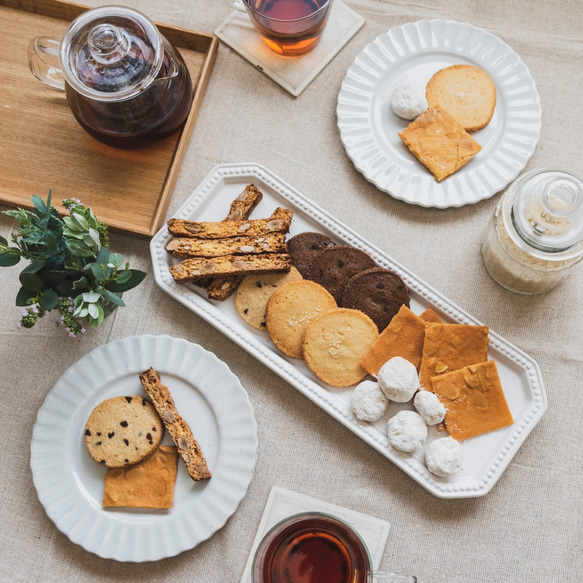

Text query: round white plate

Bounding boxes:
[336,19,542,208]
[30,335,258,562]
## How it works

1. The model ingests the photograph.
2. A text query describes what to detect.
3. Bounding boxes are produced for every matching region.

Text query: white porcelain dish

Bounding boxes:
[150,163,547,498]
[336,19,542,208]
[30,335,258,562]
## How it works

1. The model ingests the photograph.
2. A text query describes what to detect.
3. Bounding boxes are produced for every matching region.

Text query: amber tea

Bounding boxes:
[253,513,370,583]
[244,0,332,56]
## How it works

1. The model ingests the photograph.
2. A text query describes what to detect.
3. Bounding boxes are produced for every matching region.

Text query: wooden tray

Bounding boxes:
[0,0,218,237]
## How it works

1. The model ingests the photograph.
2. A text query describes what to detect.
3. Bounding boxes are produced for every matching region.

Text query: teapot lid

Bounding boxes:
[59,6,163,101]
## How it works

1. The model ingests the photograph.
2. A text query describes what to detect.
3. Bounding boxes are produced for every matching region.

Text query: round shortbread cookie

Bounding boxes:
[340,267,410,332]
[235,266,303,330]
[302,308,379,387]
[84,395,163,468]
[266,280,337,359]
[305,245,377,304]
[425,64,496,131]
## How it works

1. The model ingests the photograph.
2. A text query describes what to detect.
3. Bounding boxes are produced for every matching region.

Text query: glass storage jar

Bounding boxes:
[481,169,583,294]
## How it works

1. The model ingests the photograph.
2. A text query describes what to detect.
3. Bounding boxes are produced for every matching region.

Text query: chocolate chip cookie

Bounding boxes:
[305,245,377,304]
[84,396,163,468]
[340,267,410,332]
[287,232,336,277]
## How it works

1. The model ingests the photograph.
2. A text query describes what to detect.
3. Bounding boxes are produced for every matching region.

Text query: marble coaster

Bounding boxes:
[240,485,391,583]
[215,1,366,96]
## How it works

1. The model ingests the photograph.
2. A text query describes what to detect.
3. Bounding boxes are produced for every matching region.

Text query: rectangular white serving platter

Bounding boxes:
[150,162,547,499]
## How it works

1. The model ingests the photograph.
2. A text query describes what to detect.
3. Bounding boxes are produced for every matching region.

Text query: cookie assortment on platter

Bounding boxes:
[164,183,515,479]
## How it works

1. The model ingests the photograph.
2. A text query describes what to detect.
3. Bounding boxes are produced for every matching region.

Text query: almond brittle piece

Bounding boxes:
[399,106,481,181]
[432,360,514,441]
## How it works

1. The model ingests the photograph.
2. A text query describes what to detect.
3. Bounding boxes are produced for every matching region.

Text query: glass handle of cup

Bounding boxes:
[373,572,417,582]
[28,37,65,90]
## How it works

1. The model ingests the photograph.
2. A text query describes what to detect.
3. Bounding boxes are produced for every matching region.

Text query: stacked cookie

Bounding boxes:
[83,369,211,509]
[395,64,497,181]
[235,231,411,387]
[166,185,295,301]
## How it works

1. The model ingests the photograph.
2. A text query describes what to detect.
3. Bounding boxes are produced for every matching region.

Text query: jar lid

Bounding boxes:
[59,6,162,101]
[512,169,583,252]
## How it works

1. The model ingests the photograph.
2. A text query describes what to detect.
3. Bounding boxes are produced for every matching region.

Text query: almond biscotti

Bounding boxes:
[167,207,292,239]
[224,184,263,221]
[138,368,211,481]
[169,253,292,283]
[165,232,287,258]
[198,184,264,293]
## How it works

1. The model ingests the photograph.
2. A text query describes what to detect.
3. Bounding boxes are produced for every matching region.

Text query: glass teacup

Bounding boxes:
[242,0,333,56]
[252,512,417,583]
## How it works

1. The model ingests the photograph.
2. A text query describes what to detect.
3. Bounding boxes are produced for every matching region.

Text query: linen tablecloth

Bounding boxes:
[1,1,582,581]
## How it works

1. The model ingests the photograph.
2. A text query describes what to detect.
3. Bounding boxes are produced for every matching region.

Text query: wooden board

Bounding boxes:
[0,0,218,237]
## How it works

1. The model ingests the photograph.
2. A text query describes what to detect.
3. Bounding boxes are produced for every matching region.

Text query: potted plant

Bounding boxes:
[0,191,146,336]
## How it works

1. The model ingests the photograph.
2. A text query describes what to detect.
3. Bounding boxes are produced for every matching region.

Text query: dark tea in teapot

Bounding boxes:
[65,39,193,148]
[29,6,193,149]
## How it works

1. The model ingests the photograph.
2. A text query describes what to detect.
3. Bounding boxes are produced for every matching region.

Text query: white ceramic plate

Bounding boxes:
[150,163,547,499]
[30,335,258,562]
[336,19,542,208]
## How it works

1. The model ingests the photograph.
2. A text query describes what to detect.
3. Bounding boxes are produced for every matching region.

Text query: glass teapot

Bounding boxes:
[28,6,193,148]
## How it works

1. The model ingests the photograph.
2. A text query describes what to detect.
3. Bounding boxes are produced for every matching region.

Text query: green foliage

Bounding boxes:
[1,192,146,337]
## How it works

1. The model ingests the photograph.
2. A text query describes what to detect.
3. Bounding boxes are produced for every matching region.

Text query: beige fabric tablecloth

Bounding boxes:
[1,0,582,581]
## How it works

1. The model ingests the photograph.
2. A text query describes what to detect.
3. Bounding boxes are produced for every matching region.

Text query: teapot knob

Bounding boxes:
[87,24,131,65]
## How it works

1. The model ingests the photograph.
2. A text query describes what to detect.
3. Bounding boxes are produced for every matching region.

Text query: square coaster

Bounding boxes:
[215,1,366,96]
[240,485,391,583]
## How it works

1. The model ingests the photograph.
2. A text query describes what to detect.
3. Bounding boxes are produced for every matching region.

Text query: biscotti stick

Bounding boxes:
[139,368,211,481]
[165,232,287,258]
[167,207,293,239]
[196,184,263,291]
[169,253,292,283]
[224,184,263,221]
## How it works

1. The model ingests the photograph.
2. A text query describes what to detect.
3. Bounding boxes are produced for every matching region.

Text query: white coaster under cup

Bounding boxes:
[215,1,366,96]
[240,485,391,583]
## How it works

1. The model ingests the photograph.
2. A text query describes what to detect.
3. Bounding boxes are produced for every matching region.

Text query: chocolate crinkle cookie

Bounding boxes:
[340,267,409,332]
[287,232,336,277]
[305,245,377,304]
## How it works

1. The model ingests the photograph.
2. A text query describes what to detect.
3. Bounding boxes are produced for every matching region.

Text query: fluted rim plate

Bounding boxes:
[30,335,258,562]
[336,19,542,208]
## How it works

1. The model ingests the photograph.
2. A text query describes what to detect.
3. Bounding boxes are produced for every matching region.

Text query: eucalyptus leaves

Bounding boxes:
[0,192,146,336]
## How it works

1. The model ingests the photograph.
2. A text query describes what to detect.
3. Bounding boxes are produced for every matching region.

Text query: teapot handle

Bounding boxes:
[28,37,65,91]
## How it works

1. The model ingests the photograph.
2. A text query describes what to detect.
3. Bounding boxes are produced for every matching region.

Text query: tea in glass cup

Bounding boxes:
[243,0,333,56]
[252,512,417,583]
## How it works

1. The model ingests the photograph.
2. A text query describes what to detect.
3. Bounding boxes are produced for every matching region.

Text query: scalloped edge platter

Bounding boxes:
[30,335,258,562]
[150,163,547,499]
[336,19,542,208]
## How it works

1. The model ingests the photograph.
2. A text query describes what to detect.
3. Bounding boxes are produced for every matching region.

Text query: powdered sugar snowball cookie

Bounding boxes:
[377,356,419,403]
[351,380,388,422]
[414,390,446,425]
[391,81,428,120]
[387,410,427,453]
[425,437,464,477]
